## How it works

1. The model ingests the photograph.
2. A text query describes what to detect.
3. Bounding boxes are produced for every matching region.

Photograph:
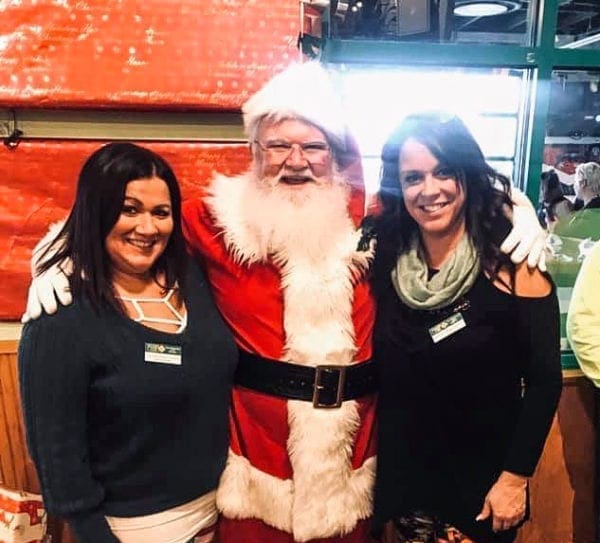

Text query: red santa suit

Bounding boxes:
[182,62,378,543]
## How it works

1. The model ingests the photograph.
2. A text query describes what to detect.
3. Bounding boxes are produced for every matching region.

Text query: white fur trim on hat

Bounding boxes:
[242,62,347,150]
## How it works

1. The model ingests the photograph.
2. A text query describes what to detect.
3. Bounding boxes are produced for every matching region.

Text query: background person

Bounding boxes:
[566,240,600,543]
[546,161,600,347]
[370,112,562,543]
[567,239,600,386]
[554,161,600,239]
[18,142,237,543]
[537,169,573,231]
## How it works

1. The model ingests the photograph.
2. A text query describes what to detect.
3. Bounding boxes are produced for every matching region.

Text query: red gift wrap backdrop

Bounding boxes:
[0,0,299,320]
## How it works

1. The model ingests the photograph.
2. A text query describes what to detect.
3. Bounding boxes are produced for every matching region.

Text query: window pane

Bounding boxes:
[303,0,540,46]
[329,64,526,191]
[555,2,600,50]
[542,68,600,361]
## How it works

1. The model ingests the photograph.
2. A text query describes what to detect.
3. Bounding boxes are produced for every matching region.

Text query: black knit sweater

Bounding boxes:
[19,263,237,542]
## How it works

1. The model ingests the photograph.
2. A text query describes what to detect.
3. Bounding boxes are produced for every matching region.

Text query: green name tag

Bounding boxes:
[428,312,467,344]
[144,343,182,365]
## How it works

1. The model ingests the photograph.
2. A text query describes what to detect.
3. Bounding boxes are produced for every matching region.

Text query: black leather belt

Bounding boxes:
[234,350,378,409]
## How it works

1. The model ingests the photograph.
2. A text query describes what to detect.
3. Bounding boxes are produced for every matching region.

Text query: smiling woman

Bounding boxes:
[105,177,173,289]
[18,142,237,543]
[370,112,562,543]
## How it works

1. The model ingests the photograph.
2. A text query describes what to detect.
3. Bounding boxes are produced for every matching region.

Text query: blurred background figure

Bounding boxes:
[567,240,600,542]
[538,169,573,231]
[545,161,600,393]
[554,161,600,239]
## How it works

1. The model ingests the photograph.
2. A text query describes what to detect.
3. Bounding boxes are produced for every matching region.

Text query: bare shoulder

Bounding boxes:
[493,263,552,298]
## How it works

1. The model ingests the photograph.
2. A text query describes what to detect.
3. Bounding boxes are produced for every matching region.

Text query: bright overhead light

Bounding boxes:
[454,0,521,17]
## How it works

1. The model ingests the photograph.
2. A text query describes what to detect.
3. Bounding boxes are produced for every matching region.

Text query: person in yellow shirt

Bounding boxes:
[567,240,600,386]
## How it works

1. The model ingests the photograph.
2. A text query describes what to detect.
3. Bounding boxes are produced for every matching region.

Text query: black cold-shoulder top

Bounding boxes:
[372,270,562,543]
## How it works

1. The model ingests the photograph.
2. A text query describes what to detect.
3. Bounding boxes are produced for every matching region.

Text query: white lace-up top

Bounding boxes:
[118,288,187,333]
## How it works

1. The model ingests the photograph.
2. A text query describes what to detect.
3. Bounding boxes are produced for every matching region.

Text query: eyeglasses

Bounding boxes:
[253,140,331,165]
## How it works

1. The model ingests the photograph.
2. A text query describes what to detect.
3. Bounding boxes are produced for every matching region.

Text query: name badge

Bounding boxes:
[428,312,466,344]
[144,343,182,365]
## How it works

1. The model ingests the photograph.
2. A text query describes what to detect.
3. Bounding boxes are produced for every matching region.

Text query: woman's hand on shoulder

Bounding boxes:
[476,471,528,532]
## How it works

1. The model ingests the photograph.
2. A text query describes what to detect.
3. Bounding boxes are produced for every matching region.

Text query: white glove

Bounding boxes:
[21,221,73,323]
[499,188,547,272]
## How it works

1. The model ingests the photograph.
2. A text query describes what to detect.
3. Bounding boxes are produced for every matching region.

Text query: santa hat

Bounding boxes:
[242,61,348,152]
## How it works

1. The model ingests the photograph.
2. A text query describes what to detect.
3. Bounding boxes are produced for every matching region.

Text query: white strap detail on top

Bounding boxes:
[119,289,187,333]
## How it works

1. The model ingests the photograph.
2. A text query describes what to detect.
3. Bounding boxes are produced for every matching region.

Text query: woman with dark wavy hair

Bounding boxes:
[370,113,562,543]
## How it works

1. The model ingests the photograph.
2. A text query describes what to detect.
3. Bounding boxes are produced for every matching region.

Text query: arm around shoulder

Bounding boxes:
[493,262,553,298]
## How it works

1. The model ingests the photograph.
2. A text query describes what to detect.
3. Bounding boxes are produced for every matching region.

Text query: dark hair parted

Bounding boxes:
[373,112,515,288]
[39,142,187,313]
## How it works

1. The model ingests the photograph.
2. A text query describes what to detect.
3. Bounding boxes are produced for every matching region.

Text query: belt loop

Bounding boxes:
[313,365,346,408]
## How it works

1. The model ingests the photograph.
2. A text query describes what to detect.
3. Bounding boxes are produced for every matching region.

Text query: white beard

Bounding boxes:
[245,168,353,265]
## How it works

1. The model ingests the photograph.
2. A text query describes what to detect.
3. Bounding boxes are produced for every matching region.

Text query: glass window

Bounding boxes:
[542,68,600,363]
[328,64,528,193]
[555,2,600,50]
[302,0,540,46]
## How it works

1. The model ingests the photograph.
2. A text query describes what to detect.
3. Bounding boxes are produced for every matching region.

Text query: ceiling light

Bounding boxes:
[454,0,522,17]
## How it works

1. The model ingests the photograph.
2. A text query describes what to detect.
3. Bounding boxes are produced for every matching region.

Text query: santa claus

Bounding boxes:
[182,62,379,543]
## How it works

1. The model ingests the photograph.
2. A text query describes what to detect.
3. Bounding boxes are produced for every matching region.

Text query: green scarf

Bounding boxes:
[391,234,481,310]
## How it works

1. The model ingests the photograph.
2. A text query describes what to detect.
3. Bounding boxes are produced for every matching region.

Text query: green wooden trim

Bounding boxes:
[536,0,559,50]
[561,351,581,371]
[550,49,600,69]
[323,40,541,67]
[321,35,600,73]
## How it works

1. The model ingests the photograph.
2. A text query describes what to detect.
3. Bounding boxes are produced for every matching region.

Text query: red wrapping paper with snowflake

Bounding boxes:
[0,0,299,109]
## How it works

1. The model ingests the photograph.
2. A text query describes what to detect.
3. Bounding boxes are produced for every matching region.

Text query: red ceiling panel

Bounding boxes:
[0,140,251,320]
[0,0,299,109]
